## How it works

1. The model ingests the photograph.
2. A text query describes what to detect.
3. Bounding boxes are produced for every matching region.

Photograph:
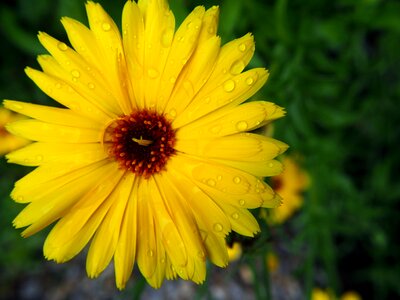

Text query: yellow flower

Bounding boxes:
[227,242,242,262]
[340,291,362,300]
[312,288,335,300]
[0,108,30,155]
[267,156,308,224]
[4,0,287,289]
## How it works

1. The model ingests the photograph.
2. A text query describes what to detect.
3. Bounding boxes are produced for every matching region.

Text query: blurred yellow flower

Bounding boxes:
[227,242,242,262]
[266,251,279,273]
[0,108,29,155]
[267,156,308,224]
[5,0,287,289]
[341,291,362,300]
[312,288,335,300]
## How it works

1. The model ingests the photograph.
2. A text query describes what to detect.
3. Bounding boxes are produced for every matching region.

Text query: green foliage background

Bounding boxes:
[1,0,399,299]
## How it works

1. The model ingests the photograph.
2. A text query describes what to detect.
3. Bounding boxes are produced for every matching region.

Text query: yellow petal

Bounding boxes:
[43,164,124,262]
[25,67,113,123]
[86,173,135,278]
[115,176,139,290]
[146,219,167,288]
[38,32,122,115]
[197,6,219,44]
[155,6,205,111]
[6,142,106,167]
[136,181,158,278]
[167,156,231,237]
[138,0,175,110]
[3,100,103,129]
[164,35,221,119]
[174,68,269,128]
[216,203,260,237]
[61,17,102,70]
[176,101,286,138]
[122,0,145,108]
[176,133,288,162]
[211,158,284,177]
[85,2,132,114]
[170,154,279,208]
[13,160,110,236]
[147,177,187,268]
[6,119,101,143]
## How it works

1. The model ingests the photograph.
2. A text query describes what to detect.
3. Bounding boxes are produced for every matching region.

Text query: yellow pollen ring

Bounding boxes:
[132,136,153,146]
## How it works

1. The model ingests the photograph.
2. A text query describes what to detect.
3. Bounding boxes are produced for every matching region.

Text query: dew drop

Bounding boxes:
[123,29,127,35]
[147,249,154,257]
[71,70,80,78]
[246,77,255,86]
[236,121,248,131]
[17,196,24,202]
[233,176,241,184]
[147,68,159,78]
[208,26,215,34]
[57,42,68,51]
[217,175,222,181]
[268,162,275,168]
[238,43,246,52]
[169,109,177,118]
[88,82,95,89]
[102,22,111,31]
[160,258,166,264]
[239,199,245,206]
[169,77,176,83]
[207,178,216,187]
[231,212,239,220]
[186,21,193,29]
[213,223,223,232]
[36,155,43,162]
[209,124,222,134]
[161,29,174,47]
[223,80,235,92]
[230,60,245,75]
[205,97,211,104]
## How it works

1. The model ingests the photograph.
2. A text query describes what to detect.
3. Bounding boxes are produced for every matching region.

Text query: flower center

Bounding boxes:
[106,109,176,178]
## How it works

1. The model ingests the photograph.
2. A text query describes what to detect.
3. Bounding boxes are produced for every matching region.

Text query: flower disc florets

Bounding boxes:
[108,109,176,177]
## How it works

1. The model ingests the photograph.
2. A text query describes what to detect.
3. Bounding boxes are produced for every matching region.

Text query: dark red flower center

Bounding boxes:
[106,109,176,178]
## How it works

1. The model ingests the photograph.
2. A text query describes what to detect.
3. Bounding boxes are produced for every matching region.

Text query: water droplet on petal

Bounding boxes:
[238,43,246,52]
[213,223,223,232]
[233,176,241,184]
[223,80,235,92]
[268,162,275,168]
[236,121,248,131]
[230,60,245,75]
[88,82,95,89]
[11,103,24,110]
[160,258,166,264]
[246,77,254,85]
[55,83,62,89]
[147,68,159,78]
[147,249,154,257]
[231,212,239,220]
[239,199,245,206]
[205,97,211,104]
[102,22,111,31]
[169,109,177,118]
[186,21,193,29]
[57,42,68,51]
[71,70,80,78]
[17,196,24,202]
[161,28,174,47]
[210,124,222,134]
[207,179,216,187]
[169,77,176,83]
[36,155,43,162]
[217,175,222,181]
